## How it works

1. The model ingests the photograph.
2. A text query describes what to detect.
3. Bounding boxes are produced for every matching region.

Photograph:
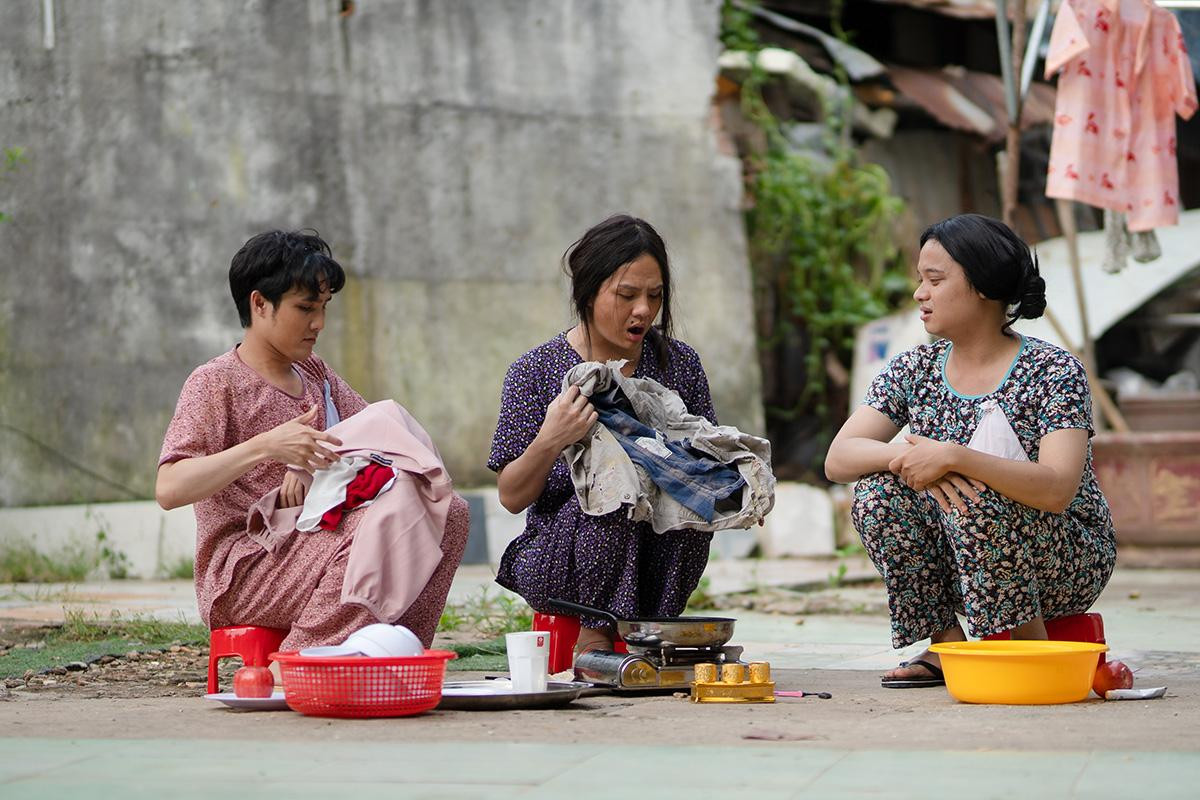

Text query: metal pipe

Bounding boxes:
[994,0,1018,123]
[42,0,55,50]
[1021,0,1052,101]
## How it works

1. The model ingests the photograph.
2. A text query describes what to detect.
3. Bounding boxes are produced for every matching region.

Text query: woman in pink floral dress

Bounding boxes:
[156,230,468,651]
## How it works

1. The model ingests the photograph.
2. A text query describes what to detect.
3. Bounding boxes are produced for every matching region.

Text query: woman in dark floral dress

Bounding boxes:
[825,214,1116,688]
[487,215,717,653]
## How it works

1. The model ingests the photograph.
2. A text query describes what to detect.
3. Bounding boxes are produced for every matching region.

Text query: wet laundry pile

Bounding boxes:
[561,360,775,533]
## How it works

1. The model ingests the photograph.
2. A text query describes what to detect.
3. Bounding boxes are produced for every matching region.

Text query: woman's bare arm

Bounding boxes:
[824,406,908,484]
[889,428,1088,514]
[496,386,597,513]
[155,405,341,510]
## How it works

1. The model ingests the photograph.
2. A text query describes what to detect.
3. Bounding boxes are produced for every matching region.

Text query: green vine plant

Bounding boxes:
[721,2,911,477]
[0,147,26,223]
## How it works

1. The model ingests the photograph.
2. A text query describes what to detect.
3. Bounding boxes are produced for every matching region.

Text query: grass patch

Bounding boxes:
[0,638,131,678]
[444,635,508,672]
[0,531,130,582]
[687,576,718,611]
[437,587,532,638]
[0,539,94,583]
[161,556,194,580]
[0,608,208,679]
[57,607,207,645]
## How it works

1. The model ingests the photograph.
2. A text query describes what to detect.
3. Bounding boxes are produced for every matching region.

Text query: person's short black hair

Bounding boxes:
[920,213,1045,332]
[228,229,347,327]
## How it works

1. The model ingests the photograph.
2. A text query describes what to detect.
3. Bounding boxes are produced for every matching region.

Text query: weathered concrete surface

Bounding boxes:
[0,0,761,505]
[4,669,1198,753]
[3,568,1197,794]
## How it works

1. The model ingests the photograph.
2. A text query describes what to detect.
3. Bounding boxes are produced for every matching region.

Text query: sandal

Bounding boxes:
[880,658,945,689]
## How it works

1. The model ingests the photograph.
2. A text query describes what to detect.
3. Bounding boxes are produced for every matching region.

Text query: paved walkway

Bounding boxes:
[3,562,1198,797]
[2,738,1197,799]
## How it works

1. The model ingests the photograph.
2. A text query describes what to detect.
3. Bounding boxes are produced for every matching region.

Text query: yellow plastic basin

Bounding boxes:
[928,640,1108,705]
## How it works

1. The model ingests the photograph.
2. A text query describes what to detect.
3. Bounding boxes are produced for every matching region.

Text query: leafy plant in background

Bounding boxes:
[0,147,26,222]
[436,586,532,638]
[721,1,911,475]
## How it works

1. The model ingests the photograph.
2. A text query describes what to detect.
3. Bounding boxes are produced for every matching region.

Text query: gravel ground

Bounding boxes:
[0,625,499,700]
[1,637,225,700]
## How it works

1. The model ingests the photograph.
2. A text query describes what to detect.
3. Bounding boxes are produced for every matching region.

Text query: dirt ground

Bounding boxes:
[3,570,1198,753]
[0,638,226,700]
[2,620,1197,752]
[2,665,1196,752]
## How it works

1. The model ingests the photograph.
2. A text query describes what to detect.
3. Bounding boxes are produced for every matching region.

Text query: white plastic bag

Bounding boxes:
[966,399,1029,462]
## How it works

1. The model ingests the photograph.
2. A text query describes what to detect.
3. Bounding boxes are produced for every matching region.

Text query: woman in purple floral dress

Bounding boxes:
[487,215,716,653]
[825,214,1116,688]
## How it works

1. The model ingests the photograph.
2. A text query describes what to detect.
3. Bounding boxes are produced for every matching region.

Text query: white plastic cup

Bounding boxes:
[506,631,550,693]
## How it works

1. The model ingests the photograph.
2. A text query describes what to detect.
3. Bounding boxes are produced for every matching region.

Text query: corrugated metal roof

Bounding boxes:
[888,64,1057,140]
[860,0,1047,20]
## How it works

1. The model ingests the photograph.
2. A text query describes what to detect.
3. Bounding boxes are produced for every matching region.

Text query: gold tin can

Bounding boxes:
[721,663,745,684]
[693,663,718,684]
[748,662,771,684]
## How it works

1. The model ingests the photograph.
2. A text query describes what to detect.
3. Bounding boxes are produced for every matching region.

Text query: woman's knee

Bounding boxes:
[442,494,471,553]
[851,471,916,535]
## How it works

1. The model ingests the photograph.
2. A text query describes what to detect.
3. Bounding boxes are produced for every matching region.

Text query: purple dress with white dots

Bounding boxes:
[487,332,715,627]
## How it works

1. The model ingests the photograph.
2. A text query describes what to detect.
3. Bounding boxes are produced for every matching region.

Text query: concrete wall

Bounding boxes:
[0,483,837,579]
[0,0,762,506]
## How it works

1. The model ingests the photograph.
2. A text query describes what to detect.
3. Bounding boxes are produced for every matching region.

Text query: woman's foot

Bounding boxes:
[574,626,616,656]
[881,651,945,688]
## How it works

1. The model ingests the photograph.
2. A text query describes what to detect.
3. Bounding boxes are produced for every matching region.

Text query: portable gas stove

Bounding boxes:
[574,643,746,691]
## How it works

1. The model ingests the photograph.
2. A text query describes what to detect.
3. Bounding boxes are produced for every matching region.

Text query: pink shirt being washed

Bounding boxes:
[158,347,367,624]
[1045,0,1197,231]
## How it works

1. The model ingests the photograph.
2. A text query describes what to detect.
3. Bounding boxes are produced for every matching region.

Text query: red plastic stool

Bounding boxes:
[532,613,627,674]
[983,612,1106,664]
[207,625,289,694]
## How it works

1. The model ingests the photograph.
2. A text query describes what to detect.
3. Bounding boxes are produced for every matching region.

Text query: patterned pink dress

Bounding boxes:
[159,347,469,650]
[1045,0,1197,231]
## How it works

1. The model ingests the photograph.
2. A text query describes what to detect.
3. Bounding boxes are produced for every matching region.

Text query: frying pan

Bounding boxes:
[546,598,735,649]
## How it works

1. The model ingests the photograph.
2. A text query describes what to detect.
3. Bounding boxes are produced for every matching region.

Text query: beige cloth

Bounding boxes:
[247,400,452,622]
[561,360,775,533]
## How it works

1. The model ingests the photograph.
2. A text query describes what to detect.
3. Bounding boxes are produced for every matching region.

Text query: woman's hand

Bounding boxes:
[534,386,598,452]
[888,434,961,490]
[926,472,987,513]
[277,470,307,509]
[253,405,343,472]
[496,386,599,514]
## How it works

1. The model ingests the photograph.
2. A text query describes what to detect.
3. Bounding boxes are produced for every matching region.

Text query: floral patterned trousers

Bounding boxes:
[852,471,1116,649]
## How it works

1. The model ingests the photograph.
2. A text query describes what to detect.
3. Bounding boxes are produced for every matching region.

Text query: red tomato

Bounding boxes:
[233,665,275,698]
[1092,660,1133,696]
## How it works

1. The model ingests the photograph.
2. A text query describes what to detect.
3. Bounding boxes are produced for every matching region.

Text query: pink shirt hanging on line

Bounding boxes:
[1045,0,1196,231]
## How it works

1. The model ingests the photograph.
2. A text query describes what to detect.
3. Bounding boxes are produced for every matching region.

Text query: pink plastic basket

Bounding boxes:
[270,650,456,718]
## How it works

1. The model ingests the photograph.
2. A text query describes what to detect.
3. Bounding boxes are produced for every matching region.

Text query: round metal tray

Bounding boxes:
[436,680,598,711]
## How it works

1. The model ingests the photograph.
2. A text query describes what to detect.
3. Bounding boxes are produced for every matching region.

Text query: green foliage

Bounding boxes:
[0,539,94,583]
[733,9,911,464]
[0,147,26,223]
[719,0,760,52]
[436,587,533,639]
[0,530,130,582]
[686,576,718,611]
[92,528,130,579]
[162,556,195,580]
[826,561,849,588]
